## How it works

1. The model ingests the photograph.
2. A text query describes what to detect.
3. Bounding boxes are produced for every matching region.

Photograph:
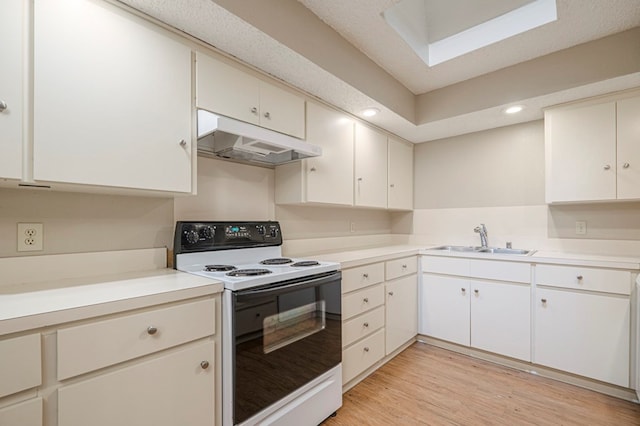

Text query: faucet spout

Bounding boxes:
[474,224,488,248]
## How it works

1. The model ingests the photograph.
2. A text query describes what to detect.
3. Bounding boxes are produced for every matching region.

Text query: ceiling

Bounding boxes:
[118,0,640,143]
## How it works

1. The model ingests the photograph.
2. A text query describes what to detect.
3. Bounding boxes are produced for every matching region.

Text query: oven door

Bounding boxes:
[232,271,341,425]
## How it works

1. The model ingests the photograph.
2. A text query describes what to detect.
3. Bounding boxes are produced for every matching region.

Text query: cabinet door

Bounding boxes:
[534,288,630,387]
[0,398,42,426]
[387,137,413,210]
[0,0,24,180]
[305,102,354,205]
[196,52,260,125]
[420,274,470,346]
[58,341,215,426]
[354,123,387,208]
[33,0,192,193]
[470,281,530,361]
[545,102,616,202]
[616,96,640,200]
[259,82,305,139]
[385,275,417,355]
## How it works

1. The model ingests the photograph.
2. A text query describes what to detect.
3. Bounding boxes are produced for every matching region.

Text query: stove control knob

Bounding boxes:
[269,228,279,238]
[201,226,215,240]
[257,225,266,235]
[185,230,200,244]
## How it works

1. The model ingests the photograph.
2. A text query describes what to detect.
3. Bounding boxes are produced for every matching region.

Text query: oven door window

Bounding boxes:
[233,273,341,424]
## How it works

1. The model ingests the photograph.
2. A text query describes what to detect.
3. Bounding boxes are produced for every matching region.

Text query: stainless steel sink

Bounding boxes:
[429,245,535,256]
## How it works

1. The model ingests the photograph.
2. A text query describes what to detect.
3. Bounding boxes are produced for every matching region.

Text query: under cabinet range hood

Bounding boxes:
[196,110,321,167]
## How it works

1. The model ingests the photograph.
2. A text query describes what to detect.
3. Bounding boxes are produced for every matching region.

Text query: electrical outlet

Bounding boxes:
[575,221,587,235]
[17,223,44,252]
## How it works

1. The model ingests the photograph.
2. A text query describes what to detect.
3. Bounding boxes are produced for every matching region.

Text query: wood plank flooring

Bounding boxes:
[323,343,640,425]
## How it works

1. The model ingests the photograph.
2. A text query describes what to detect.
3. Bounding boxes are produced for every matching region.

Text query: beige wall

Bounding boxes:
[413,120,640,253]
[0,188,174,258]
[414,120,545,209]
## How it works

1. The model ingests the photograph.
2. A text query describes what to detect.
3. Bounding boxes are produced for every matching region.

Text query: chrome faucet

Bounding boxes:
[474,224,488,248]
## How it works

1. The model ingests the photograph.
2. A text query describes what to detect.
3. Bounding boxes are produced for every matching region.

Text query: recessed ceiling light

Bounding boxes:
[504,105,524,114]
[361,107,380,117]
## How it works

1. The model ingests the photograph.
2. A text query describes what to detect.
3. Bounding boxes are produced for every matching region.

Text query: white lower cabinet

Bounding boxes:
[58,341,215,426]
[385,275,418,355]
[421,274,470,346]
[0,398,42,426]
[534,287,630,387]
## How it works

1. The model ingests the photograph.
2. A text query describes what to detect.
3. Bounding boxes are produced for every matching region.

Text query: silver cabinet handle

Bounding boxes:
[388,291,394,296]
[251,107,258,114]
[309,167,316,172]
[461,288,466,293]
[200,361,209,369]
[402,264,407,269]
[623,163,630,169]
[390,183,395,188]
[474,289,479,294]
[604,164,611,170]
[0,100,6,112]
[363,347,370,352]
[541,298,547,304]
[147,326,158,335]
[179,139,187,147]
[363,297,369,303]
[264,112,271,119]
[357,177,363,181]
[577,275,583,280]
[363,322,369,328]
[363,273,369,278]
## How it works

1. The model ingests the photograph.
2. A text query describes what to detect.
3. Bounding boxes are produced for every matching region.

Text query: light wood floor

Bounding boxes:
[323,342,640,425]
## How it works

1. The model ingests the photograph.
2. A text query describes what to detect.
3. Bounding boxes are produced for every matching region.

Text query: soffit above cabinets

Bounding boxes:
[118,0,640,143]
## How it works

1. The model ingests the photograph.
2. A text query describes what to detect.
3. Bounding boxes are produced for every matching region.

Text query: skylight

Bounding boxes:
[383,0,558,67]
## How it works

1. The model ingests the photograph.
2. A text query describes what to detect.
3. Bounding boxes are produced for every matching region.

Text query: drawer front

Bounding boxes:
[469,259,531,283]
[342,262,385,293]
[0,334,41,398]
[421,256,469,276]
[58,298,215,380]
[385,256,417,281]
[342,284,384,320]
[342,328,385,384]
[0,398,42,426]
[536,264,631,295]
[342,306,385,348]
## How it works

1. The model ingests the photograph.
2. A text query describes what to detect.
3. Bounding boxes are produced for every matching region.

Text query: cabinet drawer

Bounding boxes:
[342,328,385,385]
[0,398,42,426]
[536,264,631,295]
[57,298,215,380]
[385,256,417,280]
[422,256,469,276]
[469,259,531,283]
[342,262,384,293]
[342,284,384,320]
[342,306,385,348]
[0,334,41,398]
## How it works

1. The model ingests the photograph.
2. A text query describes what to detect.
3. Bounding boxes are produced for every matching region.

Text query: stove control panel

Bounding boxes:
[174,221,283,254]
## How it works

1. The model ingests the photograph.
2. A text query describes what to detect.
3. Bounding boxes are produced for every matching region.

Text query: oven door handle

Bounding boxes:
[235,271,341,301]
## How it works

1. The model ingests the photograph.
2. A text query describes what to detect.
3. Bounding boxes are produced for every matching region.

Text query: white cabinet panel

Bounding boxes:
[420,274,470,346]
[342,306,385,348]
[385,256,417,281]
[0,398,42,426]
[387,137,413,210]
[0,0,24,180]
[342,283,385,320]
[385,275,417,355]
[617,96,640,200]
[33,0,192,193]
[470,281,530,361]
[354,123,387,208]
[342,329,385,384]
[58,341,215,426]
[259,82,305,138]
[0,334,41,398]
[342,262,385,293]
[535,264,631,295]
[534,287,630,387]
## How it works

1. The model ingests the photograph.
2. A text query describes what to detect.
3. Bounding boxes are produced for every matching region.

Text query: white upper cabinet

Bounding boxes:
[196,52,305,139]
[0,0,24,181]
[275,102,354,206]
[354,123,387,208]
[33,0,193,193]
[545,91,640,203]
[387,137,413,210]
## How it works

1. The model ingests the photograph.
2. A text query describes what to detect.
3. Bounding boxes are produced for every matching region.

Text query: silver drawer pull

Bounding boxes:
[0,100,7,112]
[363,297,369,303]
[388,291,394,296]
[623,162,630,169]
[402,264,407,269]
[541,298,547,304]
[200,360,209,370]
[461,288,466,293]
[363,322,369,328]
[604,164,611,170]
[251,107,258,114]
[179,139,187,147]
[363,347,370,352]
[264,111,271,119]
[474,289,479,294]
[146,326,158,335]
[362,273,369,278]
[576,275,583,281]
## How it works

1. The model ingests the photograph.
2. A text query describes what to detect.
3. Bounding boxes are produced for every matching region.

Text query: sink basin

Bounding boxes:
[476,247,535,256]
[430,245,480,252]
[429,245,535,256]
